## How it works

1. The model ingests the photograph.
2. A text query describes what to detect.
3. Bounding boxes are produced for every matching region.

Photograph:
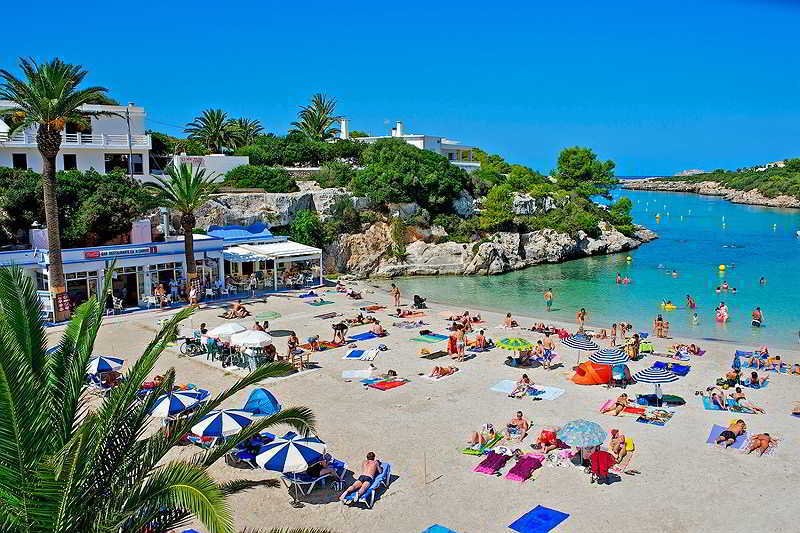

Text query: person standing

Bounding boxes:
[544,288,553,312]
[249,273,257,298]
[390,283,401,307]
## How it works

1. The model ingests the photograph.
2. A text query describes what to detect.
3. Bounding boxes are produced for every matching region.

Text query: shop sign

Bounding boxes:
[179,156,205,166]
[84,246,157,259]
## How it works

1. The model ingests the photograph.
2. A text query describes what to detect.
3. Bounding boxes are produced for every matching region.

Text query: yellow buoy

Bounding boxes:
[719,264,726,271]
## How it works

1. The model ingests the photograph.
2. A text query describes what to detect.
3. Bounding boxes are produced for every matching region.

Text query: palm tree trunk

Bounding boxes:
[183,223,196,279]
[38,128,68,321]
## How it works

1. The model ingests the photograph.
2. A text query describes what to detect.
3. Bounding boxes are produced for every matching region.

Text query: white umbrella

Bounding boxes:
[230,330,273,348]
[208,322,247,339]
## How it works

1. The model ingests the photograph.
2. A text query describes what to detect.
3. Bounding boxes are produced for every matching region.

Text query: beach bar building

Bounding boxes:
[0,222,322,319]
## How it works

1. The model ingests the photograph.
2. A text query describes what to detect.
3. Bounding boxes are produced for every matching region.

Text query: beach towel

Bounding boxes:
[369,379,408,391]
[702,397,756,414]
[361,305,386,312]
[599,399,646,416]
[393,320,426,329]
[343,349,379,361]
[505,456,542,482]
[410,333,449,343]
[342,369,373,379]
[306,300,333,307]
[735,350,755,357]
[508,505,570,533]
[636,407,675,426]
[652,361,690,376]
[473,451,510,474]
[461,433,504,455]
[421,350,449,360]
[706,424,748,449]
[348,331,383,341]
[741,380,769,389]
[527,386,566,401]
[490,380,517,394]
[298,341,343,351]
[254,311,281,320]
[421,526,457,533]
[313,312,340,319]
[590,450,616,477]
[390,311,425,319]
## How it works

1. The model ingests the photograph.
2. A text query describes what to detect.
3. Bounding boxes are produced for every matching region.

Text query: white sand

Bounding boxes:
[65,285,800,533]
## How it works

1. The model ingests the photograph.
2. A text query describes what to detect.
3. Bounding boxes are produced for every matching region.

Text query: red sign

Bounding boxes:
[84,246,157,259]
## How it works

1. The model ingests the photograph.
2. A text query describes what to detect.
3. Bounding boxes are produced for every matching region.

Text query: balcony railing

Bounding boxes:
[0,131,151,149]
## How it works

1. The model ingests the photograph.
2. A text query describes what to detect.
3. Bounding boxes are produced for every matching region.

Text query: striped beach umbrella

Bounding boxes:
[497,338,533,351]
[191,409,253,438]
[149,390,208,418]
[557,419,606,447]
[562,335,599,363]
[633,367,679,384]
[589,348,628,366]
[255,434,327,473]
[87,356,124,374]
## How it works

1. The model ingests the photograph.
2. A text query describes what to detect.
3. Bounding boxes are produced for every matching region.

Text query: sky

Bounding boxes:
[3,0,799,175]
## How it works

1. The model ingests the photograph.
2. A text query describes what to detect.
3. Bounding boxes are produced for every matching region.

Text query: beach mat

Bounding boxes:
[599,399,646,416]
[361,305,386,312]
[348,331,383,341]
[410,333,449,343]
[390,311,425,319]
[313,312,340,319]
[422,526,457,533]
[254,311,281,320]
[306,300,333,307]
[702,397,755,414]
[508,505,569,533]
[421,350,449,360]
[369,380,408,391]
[342,369,373,379]
[528,386,565,401]
[490,380,516,394]
[298,341,343,351]
[268,329,293,337]
[706,424,748,449]
[343,349,378,361]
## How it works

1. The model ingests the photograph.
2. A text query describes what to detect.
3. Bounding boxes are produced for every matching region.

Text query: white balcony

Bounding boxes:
[0,131,151,149]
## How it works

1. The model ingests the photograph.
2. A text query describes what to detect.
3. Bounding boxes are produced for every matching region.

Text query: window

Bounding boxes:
[104,153,143,175]
[12,153,27,170]
[63,154,77,170]
[447,152,455,161]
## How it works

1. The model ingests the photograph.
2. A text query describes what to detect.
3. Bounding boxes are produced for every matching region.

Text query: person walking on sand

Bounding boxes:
[340,452,381,502]
[544,288,553,312]
[390,283,401,307]
[576,308,587,330]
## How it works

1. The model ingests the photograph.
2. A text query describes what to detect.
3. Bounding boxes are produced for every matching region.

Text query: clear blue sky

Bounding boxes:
[4,0,799,175]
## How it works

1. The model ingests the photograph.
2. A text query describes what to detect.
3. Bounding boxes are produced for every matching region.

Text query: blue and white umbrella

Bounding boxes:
[255,434,327,473]
[562,335,599,363]
[149,390,207,418]
[589,348,628,366]
[191,409,253,438]
[633,367,679,384]
[87,356,124,374]
[557,419,607,447]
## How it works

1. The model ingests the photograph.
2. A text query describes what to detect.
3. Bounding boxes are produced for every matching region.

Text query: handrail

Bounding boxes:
[0,131,150,147]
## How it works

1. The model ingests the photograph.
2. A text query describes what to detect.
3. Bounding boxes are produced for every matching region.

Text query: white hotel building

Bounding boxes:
[0,101,152,177]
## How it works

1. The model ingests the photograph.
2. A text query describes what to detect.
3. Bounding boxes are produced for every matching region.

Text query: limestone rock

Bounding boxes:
[511,193,557,215]
[622,179,800,209]
[387,202,421,220]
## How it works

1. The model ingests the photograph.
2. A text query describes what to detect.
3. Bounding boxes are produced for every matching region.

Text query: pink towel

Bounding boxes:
[505,456,542,482]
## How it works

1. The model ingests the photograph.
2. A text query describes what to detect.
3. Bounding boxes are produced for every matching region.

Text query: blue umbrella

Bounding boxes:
[255,434,327,473]
[633,367,678,406]
[557,419,606,447]
[150,390,208,418]
[562,335,599,363]
[589,348,628,366]
[87,356,124,374]
[191,409,253,438]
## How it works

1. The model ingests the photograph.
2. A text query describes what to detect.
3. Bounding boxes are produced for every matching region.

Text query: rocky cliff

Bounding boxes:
[324,221,657,278]
[622,179,800,209]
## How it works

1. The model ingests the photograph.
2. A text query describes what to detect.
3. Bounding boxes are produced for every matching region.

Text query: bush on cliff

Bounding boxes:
[223,165,298,193]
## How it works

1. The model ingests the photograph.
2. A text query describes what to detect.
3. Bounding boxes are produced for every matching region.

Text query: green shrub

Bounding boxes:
[316,161,354,188]
[290,209,325,248]
[479,184,514,231]
[223,165,298,192]
[388,217,408,259]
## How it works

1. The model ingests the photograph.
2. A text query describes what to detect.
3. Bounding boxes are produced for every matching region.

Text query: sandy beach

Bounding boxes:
[59,284,800,533]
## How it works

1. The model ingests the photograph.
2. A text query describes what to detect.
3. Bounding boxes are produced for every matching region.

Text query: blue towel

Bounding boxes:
[349,331,381,341]
[422,526,457,533]
[509,505,570,533]
[735,350,754,357]
[344,349,365,359]
[741,380,769,389]
[652,361,690,376]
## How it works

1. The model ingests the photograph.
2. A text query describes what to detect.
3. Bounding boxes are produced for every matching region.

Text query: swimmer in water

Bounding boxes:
[672,270,678,278]
[692,312,699,324]
[721,281,729,290]
[716,286,721,294]
[616,272,622,284]
[686,294,696,309]
[732,287,737,294]
[760,277,766,285]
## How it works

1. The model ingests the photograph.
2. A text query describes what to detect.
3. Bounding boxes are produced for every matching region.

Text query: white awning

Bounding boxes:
[223,241,322,263]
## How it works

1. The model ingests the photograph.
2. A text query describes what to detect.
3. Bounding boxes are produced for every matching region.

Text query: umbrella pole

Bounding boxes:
[291,479,303,508]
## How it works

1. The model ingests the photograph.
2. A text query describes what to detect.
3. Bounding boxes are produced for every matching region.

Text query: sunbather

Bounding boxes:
[534,428,562,453]
[699,386,728,410]
[306,335,321,351]
[346,288,363,299]
[305,454,338,480]
[370,321,387,336]
[747,371,768,387]
[507,411,530,441]
[730,387,765,413]
[467,424,497,447]
[747,433,777,456]
[430,366,458,378]
[340,452,381,502]
[474,330,487,350]
[503,313,518,328]
[508,374,533,398]
[610,429,634,464]
[716,419,746,447]
[602,393,632,416]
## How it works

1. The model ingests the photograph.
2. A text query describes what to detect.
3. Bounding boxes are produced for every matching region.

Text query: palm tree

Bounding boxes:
[0,57,112,321]
[0,266,325,533]
[290,93,340,141]
[185,109,235,153]
[231,117,264,147]
[146,163,217,280]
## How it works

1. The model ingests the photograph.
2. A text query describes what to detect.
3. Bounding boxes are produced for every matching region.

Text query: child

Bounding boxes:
[508,374,533,398]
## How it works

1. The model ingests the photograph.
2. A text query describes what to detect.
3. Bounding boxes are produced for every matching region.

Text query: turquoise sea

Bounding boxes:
[388,186,800,349]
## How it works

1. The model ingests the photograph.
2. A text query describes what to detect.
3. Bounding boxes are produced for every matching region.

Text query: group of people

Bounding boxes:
[505,334,557,369]
[653,314,671,338]
[615,273,632,284]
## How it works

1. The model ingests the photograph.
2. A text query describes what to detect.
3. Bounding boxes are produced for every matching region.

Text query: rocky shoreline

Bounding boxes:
[324,221,657,278]
[622,178,800,209]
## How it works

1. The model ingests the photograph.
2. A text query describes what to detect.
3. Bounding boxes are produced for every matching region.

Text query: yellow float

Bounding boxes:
[719,264,726,271]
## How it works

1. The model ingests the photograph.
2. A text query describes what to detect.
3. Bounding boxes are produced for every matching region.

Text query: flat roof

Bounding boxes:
[223,241,322,262]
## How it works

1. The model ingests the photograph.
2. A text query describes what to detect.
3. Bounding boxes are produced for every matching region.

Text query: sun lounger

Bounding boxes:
[281,458,348,494]
[343,462,391,508]
[224,449,258,469]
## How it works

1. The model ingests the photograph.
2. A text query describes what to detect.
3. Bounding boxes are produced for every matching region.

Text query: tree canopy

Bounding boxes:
[551,146,616,196]
[290,93,340,141]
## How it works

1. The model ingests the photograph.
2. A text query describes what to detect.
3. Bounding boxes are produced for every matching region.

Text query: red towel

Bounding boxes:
[590,450,616,477]
[369,380,408,391]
